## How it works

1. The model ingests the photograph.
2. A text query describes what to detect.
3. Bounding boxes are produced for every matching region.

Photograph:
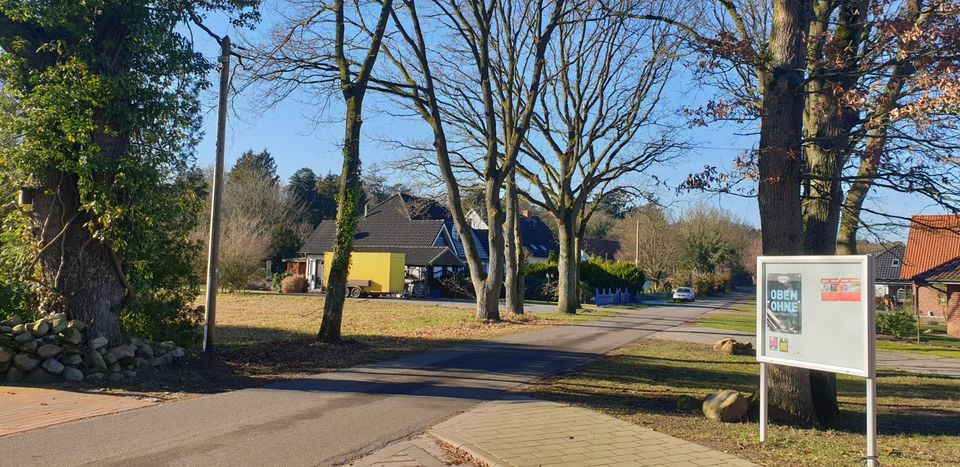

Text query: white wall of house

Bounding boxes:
[306,256,323,290]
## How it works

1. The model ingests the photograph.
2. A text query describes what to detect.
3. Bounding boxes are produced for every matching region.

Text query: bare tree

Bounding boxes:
[240,0,394,341]
[610,205,681,287]
[513,1,682,313]
[374,0,566,320]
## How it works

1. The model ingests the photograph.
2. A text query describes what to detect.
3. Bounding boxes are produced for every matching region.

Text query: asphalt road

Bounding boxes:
[0,294,745,467]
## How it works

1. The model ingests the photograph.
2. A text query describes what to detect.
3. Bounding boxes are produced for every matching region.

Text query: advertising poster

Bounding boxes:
[820,277,862,302]
[765,272,802,335]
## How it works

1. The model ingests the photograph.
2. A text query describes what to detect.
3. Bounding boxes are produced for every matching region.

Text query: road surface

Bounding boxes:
[0,295,745,467]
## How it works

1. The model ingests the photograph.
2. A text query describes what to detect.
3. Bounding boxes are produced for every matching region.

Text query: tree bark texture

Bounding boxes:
[557,213,578,314]
[317,0,392,342]
[30,174,127,343]
[758,0,817,425]
[504,173,523,314]
[799,0,866,426]
[478,175,506,321]
[319,96,364,342]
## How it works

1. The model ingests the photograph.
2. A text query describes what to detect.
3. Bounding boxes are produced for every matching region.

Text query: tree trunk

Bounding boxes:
[758,0,817,425]
[319,94,364,342]
[478,178,505,321]
[504,173,523,314]
[30,173,126,343]
[557,213,578,314]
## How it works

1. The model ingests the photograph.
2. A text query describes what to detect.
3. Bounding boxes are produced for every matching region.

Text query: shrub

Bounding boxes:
[877,311,916,339]
[271,272,290,292]
[281,275,308,294]
[579,258,645,293]
[525,261,558,278]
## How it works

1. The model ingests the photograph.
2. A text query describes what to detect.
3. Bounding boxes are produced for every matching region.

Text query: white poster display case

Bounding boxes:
[756,255,877,466]
[756,256,875,378]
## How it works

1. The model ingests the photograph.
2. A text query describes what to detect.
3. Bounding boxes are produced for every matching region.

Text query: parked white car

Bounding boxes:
[672,287,695,302]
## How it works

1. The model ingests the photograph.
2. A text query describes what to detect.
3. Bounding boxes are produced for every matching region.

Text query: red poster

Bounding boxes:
[820,277,861,302]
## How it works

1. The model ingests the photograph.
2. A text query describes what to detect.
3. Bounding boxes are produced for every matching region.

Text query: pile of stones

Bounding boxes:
[0,313,187,384]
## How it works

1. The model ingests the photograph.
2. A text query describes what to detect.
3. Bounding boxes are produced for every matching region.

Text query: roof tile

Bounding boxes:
[901,215,960,280]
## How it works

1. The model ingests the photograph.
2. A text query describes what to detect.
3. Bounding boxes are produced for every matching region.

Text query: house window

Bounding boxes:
[891,258,900,268]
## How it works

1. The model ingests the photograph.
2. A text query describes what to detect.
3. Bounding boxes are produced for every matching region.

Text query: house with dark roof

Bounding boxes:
[295,194,560,295]
[900,215,960,335]
[869,245,910,307]
[466,209,559,264]
[294,194,466,292]
[582,238,622,261]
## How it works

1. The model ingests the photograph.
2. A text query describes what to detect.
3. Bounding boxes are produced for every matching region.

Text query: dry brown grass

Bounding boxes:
[208,292,616,381]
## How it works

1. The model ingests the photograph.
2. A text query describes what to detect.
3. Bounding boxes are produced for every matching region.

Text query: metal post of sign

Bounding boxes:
[865,254,878,467]
[866,377,877,466]
[759,362,767,442]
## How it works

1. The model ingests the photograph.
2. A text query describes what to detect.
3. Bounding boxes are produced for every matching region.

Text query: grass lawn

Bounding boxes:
[210,293,616,381]
[694,299,757,333]
[695,298,960,359]
[527,339,960,466]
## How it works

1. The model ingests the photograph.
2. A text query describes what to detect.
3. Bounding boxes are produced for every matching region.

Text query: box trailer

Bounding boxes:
[323,252,405,298]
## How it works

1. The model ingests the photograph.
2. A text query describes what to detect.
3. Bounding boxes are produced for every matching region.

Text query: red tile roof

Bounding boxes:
[901,215,960,280]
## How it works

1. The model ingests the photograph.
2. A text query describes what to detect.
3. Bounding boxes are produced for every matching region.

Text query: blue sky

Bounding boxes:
[191,11,764,225]
[189,5,941,240]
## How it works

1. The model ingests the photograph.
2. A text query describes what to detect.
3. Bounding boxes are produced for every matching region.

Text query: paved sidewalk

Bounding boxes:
[653,325,960,378]
[427,396,753,467]
[0,386,156,437]
[347,435,475,467]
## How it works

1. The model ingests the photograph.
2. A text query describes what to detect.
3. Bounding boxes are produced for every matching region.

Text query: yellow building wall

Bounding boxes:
[322,252,405,293]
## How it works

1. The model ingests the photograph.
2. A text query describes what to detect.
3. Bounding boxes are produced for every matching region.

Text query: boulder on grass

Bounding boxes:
[703,389,748,422]
[732,342,755,356]
[713,338,755,356]
[713,338,736,351]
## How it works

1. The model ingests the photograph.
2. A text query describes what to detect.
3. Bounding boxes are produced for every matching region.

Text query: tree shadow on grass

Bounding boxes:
[529,348,960,437]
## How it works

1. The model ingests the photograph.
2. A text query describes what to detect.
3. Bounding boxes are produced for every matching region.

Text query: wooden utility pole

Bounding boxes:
[203,36,231,355]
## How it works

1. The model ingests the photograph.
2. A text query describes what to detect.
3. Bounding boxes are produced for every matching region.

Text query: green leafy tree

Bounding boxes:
[0,0,259,342]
